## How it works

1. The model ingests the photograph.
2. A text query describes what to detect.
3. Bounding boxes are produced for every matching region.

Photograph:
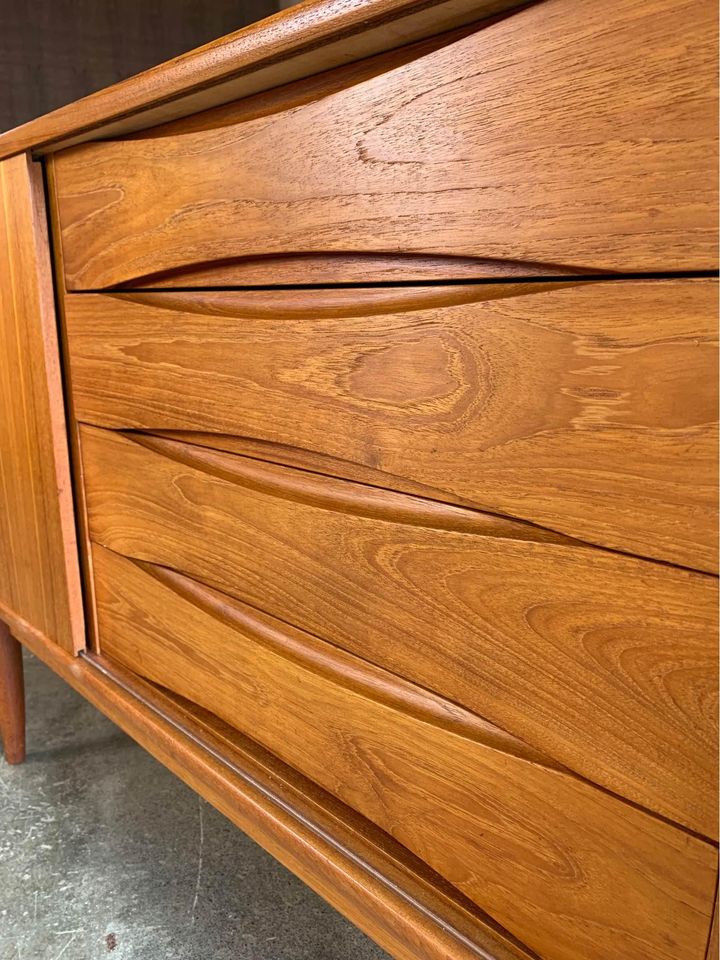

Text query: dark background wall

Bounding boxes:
[0,0,281,133]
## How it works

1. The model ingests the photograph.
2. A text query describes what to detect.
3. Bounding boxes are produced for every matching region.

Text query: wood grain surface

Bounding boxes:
[2,602,533,960]
[3,0,716,955]
[0,0,525,158]
[90,541,717,960]
[0,154,84,652]
[63,22,590,289]
[52,0,719,288]
[78,425,718,839]
[63,280,719,571]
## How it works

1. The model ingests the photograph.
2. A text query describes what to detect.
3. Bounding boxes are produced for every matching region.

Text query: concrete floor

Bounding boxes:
[0,651,389,960]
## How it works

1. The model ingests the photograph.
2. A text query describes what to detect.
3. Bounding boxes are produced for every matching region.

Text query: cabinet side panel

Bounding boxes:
[0,153,84,652]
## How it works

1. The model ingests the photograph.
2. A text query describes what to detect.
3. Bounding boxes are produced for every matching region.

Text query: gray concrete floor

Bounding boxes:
[0,651,389,960]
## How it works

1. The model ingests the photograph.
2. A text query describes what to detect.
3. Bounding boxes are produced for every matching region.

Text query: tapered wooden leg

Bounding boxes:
[0,620,25,764]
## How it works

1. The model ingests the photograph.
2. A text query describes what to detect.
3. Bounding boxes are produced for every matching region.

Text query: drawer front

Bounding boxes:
[64,280,719,572]
[94,547,714,960]
[79,424,718,841]
[52,0,717,289]
[91,542,716,960]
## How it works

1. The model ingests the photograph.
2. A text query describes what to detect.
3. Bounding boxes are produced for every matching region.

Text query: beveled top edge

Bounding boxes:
[0,0,524,160]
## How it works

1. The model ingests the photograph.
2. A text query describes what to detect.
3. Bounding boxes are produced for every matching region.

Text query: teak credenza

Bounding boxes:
[0,1,718,957]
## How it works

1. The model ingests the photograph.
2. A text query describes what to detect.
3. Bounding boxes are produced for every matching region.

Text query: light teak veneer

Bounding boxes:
[0,1,717,958]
